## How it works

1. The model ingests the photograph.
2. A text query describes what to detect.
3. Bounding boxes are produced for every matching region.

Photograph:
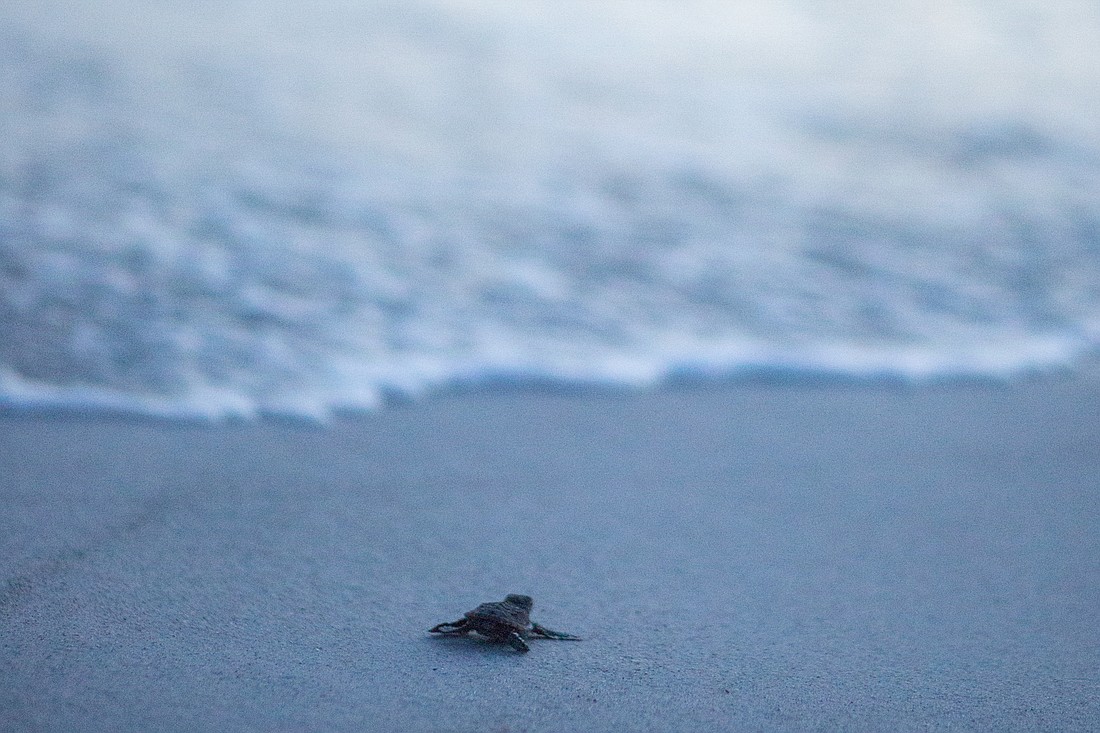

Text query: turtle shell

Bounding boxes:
[464,595,533,631]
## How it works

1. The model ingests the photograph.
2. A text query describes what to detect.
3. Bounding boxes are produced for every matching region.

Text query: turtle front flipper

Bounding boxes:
[507,631,530,652]
[429,619,471,634]
[529,622,581,640]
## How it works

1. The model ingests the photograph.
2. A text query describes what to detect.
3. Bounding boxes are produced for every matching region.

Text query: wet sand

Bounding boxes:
[2,377,1099,731]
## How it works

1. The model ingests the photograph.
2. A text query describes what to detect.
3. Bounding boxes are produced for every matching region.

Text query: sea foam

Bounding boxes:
[2,1,1099,418]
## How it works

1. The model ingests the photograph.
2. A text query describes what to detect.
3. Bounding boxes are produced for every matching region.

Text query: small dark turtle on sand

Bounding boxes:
[429,594,581,652]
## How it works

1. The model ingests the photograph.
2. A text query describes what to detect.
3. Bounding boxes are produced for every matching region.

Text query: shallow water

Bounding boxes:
[2,1,1099,418]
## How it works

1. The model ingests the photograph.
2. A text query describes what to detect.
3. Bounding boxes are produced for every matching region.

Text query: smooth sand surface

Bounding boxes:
[2,378,1099,731]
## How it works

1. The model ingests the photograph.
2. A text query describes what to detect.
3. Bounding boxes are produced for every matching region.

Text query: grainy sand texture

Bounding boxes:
[3,377,1099,731]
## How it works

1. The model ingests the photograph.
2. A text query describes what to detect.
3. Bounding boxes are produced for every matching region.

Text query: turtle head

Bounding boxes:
[504,594,533,610]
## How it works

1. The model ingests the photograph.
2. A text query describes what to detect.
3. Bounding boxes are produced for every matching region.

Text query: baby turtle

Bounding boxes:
[429,594,581,652]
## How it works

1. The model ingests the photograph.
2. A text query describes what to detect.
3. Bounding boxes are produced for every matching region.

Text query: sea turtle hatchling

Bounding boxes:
[429,594,581,652]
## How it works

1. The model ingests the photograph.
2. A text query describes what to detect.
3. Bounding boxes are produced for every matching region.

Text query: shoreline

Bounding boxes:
[2,349,1098,424]
[2,375,1099,731]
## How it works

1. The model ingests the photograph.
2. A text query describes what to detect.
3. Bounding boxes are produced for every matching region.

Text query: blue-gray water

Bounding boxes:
[2,1,1099,418]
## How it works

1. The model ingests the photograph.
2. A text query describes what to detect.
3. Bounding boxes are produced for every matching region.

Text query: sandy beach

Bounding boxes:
[2,377,1098,731]
[5,1,1100,730]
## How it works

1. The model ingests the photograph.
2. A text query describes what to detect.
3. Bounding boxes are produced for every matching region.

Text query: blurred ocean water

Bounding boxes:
[2,1,1099,418]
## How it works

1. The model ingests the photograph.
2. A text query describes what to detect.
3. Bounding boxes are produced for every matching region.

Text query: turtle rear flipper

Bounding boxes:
[530,622,581,640]
[429,619,471,634]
